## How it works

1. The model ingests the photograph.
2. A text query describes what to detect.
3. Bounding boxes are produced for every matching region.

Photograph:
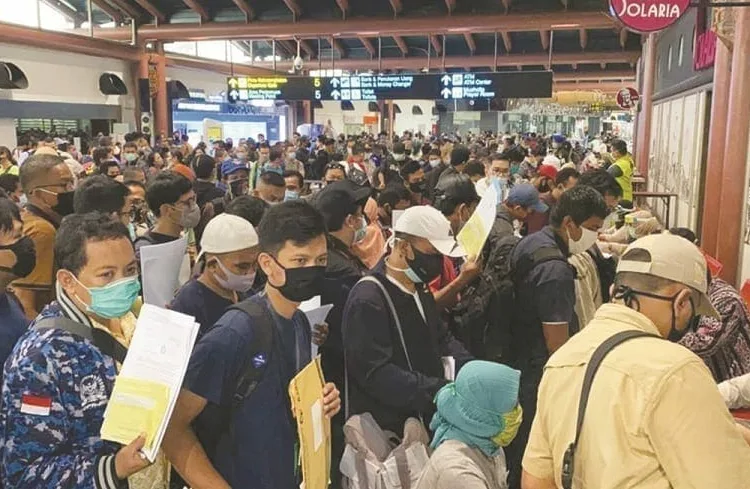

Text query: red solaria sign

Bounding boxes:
[609,0,691,33]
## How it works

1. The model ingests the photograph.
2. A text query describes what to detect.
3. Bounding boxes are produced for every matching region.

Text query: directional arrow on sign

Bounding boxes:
[229,89,240,101]
[331,78,340,88]
[441,87,452,99]
[229,78,239,88]
[441,74,451,86]
[331,89,341,100]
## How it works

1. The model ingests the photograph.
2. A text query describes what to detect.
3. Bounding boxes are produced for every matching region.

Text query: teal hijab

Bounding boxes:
[430,360,520,456]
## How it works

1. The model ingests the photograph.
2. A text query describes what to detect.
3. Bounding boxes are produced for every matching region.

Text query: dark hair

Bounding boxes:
[451,145,471,167]
[399,160,422,180]
[122,166,145,182]
[324,163,346,178]
[0,197,21,233]
[555,167,580,186]
[465,161,485,178]
[98,160,120,175]
[550,184,609,227]
[92,147,110,165]
[193,154,216,180]
[124,180,146,192]
[0,174,20,196]
[433,173,480,216]
[123,141,138,151]
[257,200,326,255]
[393,142,406,155]
[669,227,698,244]
[283,170,304,189]
[429,148,441,157]
[73,175,130,215]
[352,144,365,156]
[226,195,269,227]
[170,150,184,164]
[269,148,284,162]
[146,151,162,167]
[577,169,622,199]
[55,211,131,274]
[19,154,67,193]
[146,172,193,217]
[258,171,285,188]
[377,184,410,208]
[611,139,628,155]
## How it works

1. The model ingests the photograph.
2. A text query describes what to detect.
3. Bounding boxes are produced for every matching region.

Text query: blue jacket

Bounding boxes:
[0,293,125,489]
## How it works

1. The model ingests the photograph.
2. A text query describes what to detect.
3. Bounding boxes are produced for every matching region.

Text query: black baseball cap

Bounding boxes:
[314,179,371,226]
[433,173,479,207]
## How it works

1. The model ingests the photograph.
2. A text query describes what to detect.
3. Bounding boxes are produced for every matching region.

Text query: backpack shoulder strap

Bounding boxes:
[561,329,658,489]
[513,245,567,281]
[226,298,276,406]
[34,317,128,364]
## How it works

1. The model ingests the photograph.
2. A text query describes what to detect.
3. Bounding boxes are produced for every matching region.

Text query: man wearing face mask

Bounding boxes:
[314,179,371,487]
[135,172,200,253]
[171,213,259,344]
[13,154,75,318]
[1,212,151,489]
[162,201,341,489]
[73,175,134,239]
[343,206,472,435]
[401,160,430,206]
[253,171,286,206]
[505,185,608,489]
[0,198,35,384]
[476,152,511,201]
[254,148,285,189]
[522,233,750,489]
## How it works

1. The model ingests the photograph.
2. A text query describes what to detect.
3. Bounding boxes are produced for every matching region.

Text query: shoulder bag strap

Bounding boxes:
[561,329,658,489]
[34,316,129,364]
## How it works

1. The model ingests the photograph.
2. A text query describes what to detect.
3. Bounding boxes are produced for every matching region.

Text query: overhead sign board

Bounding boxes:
[227,76,313,102]
[616,87,640,109]
[227,71,552,102]
[609,0,690,33]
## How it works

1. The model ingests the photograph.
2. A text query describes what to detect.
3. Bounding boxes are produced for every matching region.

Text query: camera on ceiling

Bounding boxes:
[293,56,304,72]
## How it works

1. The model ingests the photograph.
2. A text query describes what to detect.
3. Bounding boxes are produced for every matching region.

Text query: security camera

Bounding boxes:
[293,56,304,71]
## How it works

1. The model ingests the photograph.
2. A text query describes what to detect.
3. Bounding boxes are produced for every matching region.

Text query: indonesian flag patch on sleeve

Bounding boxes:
[20,394,52,416]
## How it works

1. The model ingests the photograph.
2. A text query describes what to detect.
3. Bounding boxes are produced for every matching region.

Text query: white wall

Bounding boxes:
[0,119,15,149]
[647,90,708,231]
[393,100,437,135]
[0,42,135,127]
[314,99,437,136]
[166,66,227,98]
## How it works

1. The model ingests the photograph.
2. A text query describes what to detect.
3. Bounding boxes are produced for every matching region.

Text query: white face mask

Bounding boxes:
[567,225,598,254]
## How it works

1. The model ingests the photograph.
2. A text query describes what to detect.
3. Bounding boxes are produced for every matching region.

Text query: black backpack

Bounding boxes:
[451,235,566,363]
[171,298,276,489]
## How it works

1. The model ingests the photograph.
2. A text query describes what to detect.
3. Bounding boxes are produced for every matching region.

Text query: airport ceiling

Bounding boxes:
[49,0,638,80]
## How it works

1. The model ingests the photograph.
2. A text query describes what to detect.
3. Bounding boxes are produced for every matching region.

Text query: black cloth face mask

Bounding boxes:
[0,236,36,278]
[407,246,444,283]
[52,190,75,217]
[269,255,326,302]
[612,285,698,342]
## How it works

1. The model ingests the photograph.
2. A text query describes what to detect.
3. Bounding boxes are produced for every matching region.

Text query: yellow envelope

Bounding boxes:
[289,357,331,489]
[100,377,170,452]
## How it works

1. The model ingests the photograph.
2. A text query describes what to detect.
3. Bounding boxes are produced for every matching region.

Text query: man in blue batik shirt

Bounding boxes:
[0,212,150,489]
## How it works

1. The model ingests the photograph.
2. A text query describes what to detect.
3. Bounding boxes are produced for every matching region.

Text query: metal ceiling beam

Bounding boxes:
[281,0,302,19]
[92,0,123,23]
[182,0,210,21]
[276,40,296,57]
[579,28,587,50]
[246,50,640,70]
[554,81,625,93]
[299,39,315,57]
[165,54,276,74]
[107,0,141,18]
[230,0,255,20]
[359,37,375,57]
[132,0,166,22]
[330,38,347,57]
[393,36,408,56]
[430,35,442,55]
[540,30,550,50]
[389,0,403,16]
[42,0,83,24]
[0,20,139,60]
[501,31,512,52]
[464,33,476,54]
[554,69,635,81]
[86,11,616,41]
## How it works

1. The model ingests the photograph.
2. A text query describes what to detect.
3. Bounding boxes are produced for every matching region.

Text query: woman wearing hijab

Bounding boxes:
[416,360,522,489]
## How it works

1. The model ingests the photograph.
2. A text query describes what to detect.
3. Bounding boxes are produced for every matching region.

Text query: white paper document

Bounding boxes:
[456,185,498,261]
[441,356,456,381]
[100,304,199,462]
[300,296,333,359]
[140,235,189,307]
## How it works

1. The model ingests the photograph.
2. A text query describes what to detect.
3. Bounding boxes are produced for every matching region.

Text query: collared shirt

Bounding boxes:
[12,205,59,299]
[523,303,750,489]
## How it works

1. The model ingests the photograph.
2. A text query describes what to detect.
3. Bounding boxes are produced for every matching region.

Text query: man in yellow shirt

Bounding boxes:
[522,233,750,489]
[607,139,635,206]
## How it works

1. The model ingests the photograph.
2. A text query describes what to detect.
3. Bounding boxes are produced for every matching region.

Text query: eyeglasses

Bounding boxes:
[36,181,75,192]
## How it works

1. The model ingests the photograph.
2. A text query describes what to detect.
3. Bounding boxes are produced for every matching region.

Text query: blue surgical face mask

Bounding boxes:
[127,222,137,242]
[73,275,141,319]
[263,163,284,175]
[284,189,299,201]
[18,194,27,207]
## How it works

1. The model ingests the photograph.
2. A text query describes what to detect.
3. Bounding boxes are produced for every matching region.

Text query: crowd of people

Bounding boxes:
[0,126,748,489]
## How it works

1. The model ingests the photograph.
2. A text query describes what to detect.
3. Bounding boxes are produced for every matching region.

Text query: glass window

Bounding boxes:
[164,42,198,57]
[196,40,229,61]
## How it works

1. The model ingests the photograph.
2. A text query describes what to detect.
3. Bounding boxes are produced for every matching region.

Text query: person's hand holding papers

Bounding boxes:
[322,382,341,418]
[312,322,329,346]
[115,433,152,479]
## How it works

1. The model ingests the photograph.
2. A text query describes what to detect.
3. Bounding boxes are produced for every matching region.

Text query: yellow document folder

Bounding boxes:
[289,356,331,489]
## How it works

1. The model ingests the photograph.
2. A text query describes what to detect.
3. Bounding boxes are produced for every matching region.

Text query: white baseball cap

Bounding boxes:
[393,206,466,258]
[198,213,259,260]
